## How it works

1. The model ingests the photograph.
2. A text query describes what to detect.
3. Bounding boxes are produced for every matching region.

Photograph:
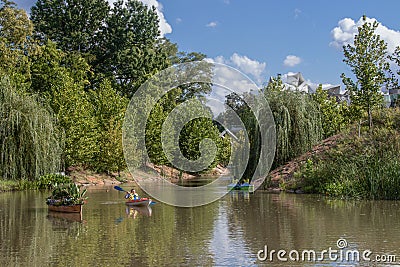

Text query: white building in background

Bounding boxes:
[283,72,312,93]
[269,72,400,106]
[269,72,349,102]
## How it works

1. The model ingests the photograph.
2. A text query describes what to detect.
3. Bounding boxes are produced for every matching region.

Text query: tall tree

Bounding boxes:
[341,16,389,129]
[89,79,128,173]
[263,76,323,168]
[171,51,213,102]
[93,0,172,97]
[31,0,109,53]
[0,0,37,86]
[0,77,63,180]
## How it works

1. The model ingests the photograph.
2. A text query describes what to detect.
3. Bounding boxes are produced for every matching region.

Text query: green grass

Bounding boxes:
[0,179,35,192]
[0,174,73,192]
[294,108,400,200]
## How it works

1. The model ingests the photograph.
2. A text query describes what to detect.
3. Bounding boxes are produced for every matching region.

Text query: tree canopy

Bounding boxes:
[31,0,109,53]
[341,16,390,128]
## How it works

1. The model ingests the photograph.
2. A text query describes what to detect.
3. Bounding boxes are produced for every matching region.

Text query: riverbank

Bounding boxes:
[261,133,342,191]
[269,108,400,200]
[0,163,228,192]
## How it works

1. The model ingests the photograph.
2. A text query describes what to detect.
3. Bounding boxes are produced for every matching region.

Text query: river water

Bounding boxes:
[1,186,400,266]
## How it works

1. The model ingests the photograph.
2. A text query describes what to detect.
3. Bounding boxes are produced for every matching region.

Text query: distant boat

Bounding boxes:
[227,182,254,192]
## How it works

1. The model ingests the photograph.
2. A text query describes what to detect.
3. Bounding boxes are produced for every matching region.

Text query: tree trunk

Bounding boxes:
[368,108,373,129]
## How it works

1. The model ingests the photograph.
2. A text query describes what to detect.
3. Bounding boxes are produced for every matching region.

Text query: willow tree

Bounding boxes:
[265,76,323,168]
[0,78,63,180]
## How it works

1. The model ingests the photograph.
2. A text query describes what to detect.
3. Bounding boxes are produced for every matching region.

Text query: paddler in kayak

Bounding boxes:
[125,189,139,200]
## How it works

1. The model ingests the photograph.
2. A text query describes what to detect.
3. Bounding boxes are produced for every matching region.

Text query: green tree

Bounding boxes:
[179,117,230,172]
[388,46,400,96]
[0,0,37,87]
[31,0,109,53]
[30,40,91,95]
[0,77,63,181]
[31,45,97,167]
[341,15,390,129]
[93,0,172,97]
[49,75,98,167]
[171,52,213,101]
[89,79,128,173]
[264,76,323,168]
[312,84,347,138]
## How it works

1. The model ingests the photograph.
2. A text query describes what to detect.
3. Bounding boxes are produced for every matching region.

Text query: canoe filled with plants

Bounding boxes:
[46,183,87,213]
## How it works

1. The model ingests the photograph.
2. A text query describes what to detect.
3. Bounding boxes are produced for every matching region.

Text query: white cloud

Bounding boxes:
[283,55,302,67]
[140,0,172,36]
[294,8,301,19]
[206,54,267,85]
[176,18,182,24]
[108,0,172,37]
[206,21,218,28]
[206,55,265,87]
[229,53,266,83]
[331,16,400,53]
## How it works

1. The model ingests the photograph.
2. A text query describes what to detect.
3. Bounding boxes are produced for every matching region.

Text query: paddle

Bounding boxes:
[114,185,127,193]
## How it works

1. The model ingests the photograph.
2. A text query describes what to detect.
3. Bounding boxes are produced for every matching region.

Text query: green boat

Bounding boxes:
[227,182,255,192]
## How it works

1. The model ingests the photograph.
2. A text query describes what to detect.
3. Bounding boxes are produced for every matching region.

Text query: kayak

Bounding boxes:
[125,198,152,207]
[227,182,255,192]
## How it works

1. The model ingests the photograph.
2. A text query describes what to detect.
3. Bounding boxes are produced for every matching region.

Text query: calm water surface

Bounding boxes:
[1,186,400,266]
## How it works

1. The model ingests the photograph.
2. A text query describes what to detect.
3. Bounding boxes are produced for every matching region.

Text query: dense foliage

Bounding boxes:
[0,0,230,182]
[0,78,63,181]
[2,0,400,200]
[295,108,400,200]
[312,85,350,138]
[224,79,324,181]
[31,0,175,97]
[264,77,324,168]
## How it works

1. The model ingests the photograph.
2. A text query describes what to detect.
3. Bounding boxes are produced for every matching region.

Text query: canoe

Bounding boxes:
[47,204,82,213]
[125,198,152,207]
[227,182,255,192]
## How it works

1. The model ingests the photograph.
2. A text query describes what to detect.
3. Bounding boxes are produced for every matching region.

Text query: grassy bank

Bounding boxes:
[293,108,400,200]
[0,167,134,192]
[0,174,73,192]
[0,180,26,192]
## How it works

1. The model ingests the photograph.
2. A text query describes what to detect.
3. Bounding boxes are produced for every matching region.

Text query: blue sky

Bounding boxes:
[14,0,400,88]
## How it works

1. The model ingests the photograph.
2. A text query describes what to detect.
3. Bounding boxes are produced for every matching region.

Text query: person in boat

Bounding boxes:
[125,189,139,200]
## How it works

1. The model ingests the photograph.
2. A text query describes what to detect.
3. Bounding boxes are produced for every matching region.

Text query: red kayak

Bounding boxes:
[125,198,152,207]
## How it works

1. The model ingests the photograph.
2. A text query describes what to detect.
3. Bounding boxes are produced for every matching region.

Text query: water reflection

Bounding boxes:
[47,211,83,223]
[1,188,400,266]
[125,206,152,218]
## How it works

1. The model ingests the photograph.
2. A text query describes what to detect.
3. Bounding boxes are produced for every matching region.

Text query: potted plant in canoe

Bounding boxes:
[46,183,87,213]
